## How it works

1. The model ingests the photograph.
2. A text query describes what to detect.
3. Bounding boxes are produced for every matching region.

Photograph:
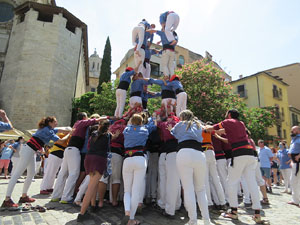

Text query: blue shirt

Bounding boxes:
[145,117,157,134]
[0,121,11,132]
[11,142,20,150]
[156,30,170,45]
[80,129,89,154]
[143,32,154,46]
[171,121,203,143]
[159,11,169,24]
[11,142,21,157]
[258,147,273,168]
[1,145,14,159]
[168,80,183,91]
[120,70,135,83]
[140,20,150,29]
[149,79,174,92]
[145,48,156,60]
[289,134,300,154]
[123,125,149,148]
[33,126,59,144]
[141,92,161,102]
[130,79,151,94]
[277,148,291,169]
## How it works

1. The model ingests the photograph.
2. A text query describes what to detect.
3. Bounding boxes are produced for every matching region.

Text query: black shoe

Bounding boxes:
[162,211,175,219]
[90,205,99,213]
[121,215,130,225]
[219,204,227,211]
[77,212,92,222]
[268,187,273,193]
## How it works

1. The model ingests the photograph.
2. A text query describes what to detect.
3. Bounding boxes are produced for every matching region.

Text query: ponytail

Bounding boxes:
[38,116,56,129]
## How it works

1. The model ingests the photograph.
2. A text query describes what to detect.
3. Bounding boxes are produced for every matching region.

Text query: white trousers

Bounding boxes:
[129,96,142,108]
[216,158,228,202]
[11,156,20,176]
[255,161,265,186]
[132,25,145,51]
[135,50,145,74]
[74,175,90,202]
[6,144,35,197]
[176,148,210,225]
[146,152,159,199]
[165,152,182,215]
[115,89,127,118]
[281,168,292,191]
[132,25,145,69]
[157,152,167,209]
[227,155,261,209]
[111,153,123,184]
[139,62,151,79]
[165,13,180,42]
[161,50,176,76]
[205,150,226,206]
[52,147,81,201]
[40,154,63,191]
[241,176,251,204]
[291,163,300,204]
[161,98,176,117]
[176,92,187,116]
[35,160,41,175]
[123,156,147,220]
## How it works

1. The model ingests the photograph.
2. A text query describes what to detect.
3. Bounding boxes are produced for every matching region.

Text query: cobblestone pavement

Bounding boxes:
[0,177,299,225]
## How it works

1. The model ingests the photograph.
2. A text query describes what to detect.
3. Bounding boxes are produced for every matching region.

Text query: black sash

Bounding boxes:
[177,140,202,152]
[291,154,300,176]
[130,91,142,97]
[117,81,130,90]
[161,90,176,99]
[163,44,175,51]
[175,88,184,95]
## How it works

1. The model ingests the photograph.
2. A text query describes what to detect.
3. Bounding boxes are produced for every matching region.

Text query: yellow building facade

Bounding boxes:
[265,63,300,129]
[231,72,291,143]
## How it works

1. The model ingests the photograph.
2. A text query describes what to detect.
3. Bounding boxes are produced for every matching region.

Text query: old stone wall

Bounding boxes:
[0,8,84,130]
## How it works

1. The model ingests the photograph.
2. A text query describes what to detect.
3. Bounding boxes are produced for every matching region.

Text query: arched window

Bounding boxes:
[92,62,95,69]
[0,2,14,22]
[179,55,185,65]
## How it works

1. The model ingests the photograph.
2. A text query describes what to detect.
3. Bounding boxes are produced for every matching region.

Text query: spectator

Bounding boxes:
[0,110,13,132]
[277,141,292,193]
[258,140,274,193]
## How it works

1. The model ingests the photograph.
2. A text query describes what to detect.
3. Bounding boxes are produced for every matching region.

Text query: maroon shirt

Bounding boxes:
[221,134,232,150]
[212,135,223,151]
[213,119,248,145]
[72,119,98,138]
[157,120,177,142]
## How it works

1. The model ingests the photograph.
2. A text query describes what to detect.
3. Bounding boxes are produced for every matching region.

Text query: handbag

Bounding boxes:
[103,134,112,178]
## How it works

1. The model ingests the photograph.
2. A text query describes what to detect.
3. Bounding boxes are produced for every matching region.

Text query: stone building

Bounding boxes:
[0,0,89,130]
[88,49,102,92]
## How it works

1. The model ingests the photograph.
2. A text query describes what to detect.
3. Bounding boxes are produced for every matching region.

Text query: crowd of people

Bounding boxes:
[0,11,300,225]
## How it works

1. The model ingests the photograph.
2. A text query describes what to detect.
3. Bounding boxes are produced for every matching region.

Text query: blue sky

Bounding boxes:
[56,0,300,80]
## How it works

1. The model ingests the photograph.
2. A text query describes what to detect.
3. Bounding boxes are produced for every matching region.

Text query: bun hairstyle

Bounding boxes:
[38,116,57,129]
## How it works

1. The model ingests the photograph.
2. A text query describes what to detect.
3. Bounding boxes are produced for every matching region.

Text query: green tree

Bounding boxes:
[92,81,118,116]
[177,59,276,140]
[71,92,96,125]
[97,36,112,93]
